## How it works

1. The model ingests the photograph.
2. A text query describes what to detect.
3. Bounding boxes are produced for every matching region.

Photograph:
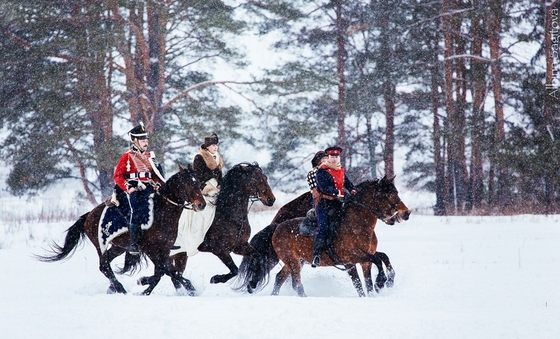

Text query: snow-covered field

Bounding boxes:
[1,201,559,338]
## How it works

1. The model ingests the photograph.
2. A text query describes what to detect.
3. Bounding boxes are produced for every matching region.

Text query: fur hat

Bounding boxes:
[129,123,148,141]
[202,133,219,148]
[325,146,343,156]
[311,151,327,167]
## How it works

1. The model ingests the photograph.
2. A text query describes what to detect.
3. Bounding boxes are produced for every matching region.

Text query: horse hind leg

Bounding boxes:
[100,247,127,294]
[288,261,306,297]
[271,265,291,296]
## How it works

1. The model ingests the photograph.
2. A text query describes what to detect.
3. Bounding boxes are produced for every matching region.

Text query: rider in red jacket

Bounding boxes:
[312,146,357,267]
[113,123,165,255]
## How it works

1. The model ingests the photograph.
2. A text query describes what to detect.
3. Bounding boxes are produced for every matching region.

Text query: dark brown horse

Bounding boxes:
[261,190,397,296]
[37,165,206,295]
[165,162,276,294]
[235,175,410,297]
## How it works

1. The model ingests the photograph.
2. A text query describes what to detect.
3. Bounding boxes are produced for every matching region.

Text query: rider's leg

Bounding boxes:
[312,204,329,267]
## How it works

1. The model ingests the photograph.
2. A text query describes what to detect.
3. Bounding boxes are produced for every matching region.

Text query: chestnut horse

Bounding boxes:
[258,189,397,296]
[164,162,276,295]
[37,165,206,295]
[236,176,410,297]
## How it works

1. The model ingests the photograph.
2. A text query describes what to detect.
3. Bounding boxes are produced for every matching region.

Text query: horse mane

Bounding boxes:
[355,177,395,195]
[216,162,261,210]
[157,165,195,199]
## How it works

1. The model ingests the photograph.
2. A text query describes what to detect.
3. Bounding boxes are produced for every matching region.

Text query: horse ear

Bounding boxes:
[388,175,396,183]
[178,165,185,174]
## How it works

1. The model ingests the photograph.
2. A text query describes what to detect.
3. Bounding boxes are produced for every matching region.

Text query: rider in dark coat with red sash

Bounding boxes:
[113,123,165,255]
[312,146,357,267]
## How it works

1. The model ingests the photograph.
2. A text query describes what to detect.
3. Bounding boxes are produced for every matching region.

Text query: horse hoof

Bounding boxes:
[138,277,149,286]
[107,285,126,294]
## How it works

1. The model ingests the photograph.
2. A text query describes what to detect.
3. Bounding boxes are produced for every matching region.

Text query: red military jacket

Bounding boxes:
[113,148,165,191]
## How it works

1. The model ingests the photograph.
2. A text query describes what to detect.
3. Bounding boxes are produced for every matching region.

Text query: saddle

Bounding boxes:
[299,209,319,237]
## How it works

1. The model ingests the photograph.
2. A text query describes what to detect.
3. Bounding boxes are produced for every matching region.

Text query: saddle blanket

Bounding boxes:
[97,191,155,254]
[170,195,217,257]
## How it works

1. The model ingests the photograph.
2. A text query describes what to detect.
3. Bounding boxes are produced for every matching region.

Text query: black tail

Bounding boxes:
[233,223,280,293]
[116,252,147,275]
[35,212,89,262]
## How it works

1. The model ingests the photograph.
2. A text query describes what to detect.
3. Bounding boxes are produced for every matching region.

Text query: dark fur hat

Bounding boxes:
[311,151,327,167]
[202,133,219,148]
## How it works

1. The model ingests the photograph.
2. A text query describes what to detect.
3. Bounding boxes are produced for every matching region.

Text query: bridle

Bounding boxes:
[349,191,402,224]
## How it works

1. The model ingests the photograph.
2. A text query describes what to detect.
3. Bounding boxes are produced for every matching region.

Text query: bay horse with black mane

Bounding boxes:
[235,175,410,297]
[36,165,206,295]
[161,162,276,295]
[266,188,398,296]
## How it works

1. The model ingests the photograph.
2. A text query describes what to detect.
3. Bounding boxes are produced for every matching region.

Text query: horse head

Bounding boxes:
[225,162,276,207]
[355,175,410,225]
[160,164,206,212]
[375,175,411,225]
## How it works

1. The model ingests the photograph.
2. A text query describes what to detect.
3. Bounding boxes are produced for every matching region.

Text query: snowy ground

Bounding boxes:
[1,205,559,338]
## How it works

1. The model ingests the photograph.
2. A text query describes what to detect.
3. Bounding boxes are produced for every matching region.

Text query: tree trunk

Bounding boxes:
[383,81,396,178]
[442,0,456,214]
[488,0,508,210]
[469,2,486,212]
[431,60,446,216]
[453,18,468,214]
[335,1,348,166]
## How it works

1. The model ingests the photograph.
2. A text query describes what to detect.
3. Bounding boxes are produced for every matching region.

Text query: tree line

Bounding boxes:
[1,0,558,215]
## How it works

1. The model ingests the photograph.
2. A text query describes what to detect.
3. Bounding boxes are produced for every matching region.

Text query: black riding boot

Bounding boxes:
[311,236,326,268]
[128,223,141,255]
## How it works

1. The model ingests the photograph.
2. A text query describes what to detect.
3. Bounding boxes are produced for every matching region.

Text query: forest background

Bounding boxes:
[1,0,559,216]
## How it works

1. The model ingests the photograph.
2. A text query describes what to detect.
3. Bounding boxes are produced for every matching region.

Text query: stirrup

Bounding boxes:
[311,255,321,268]
[128,244,140,255]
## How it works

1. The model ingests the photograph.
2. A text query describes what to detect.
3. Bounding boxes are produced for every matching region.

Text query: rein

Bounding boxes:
[150,179,196,210]
[348,197,401,224]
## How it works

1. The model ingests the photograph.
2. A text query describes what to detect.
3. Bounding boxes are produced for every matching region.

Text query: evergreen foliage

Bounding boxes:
[0,0,558,214]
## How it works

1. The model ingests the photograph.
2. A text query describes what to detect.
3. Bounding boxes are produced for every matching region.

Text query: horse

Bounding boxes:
[235,175,410,297]
[163,162,276,295]
[36,165,206,295]
[268,190,397,296]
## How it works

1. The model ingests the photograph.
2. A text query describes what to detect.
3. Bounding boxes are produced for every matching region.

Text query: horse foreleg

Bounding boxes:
[210,252,238,284]
[369,253,388,293]
[100,247,127,294]
[360,262,375,296]
[376,251,395,288]
[168,253,193,292]
[346,265,366,297]
[138,264,165,296]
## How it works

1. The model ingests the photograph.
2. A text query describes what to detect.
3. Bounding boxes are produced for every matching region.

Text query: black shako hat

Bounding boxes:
[325,146,343,156]
[311,151,327,167]
[129,123,149,141]
[202,133,219,148]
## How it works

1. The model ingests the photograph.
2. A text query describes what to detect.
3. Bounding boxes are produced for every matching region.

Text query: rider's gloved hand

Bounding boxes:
[137,181,146,191]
